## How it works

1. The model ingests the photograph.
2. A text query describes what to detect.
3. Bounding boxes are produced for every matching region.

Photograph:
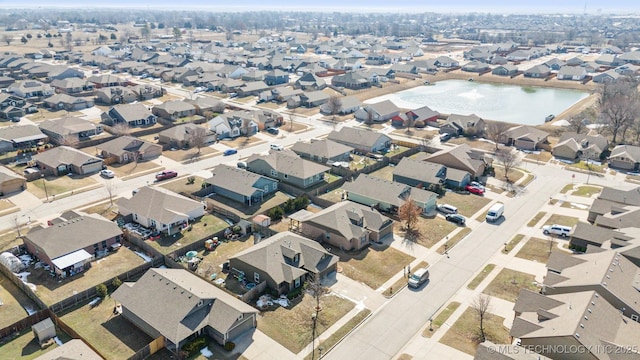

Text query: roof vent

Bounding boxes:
[575,333,580,338]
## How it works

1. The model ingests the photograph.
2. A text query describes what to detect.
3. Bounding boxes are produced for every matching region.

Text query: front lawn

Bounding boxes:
[493,166,524,183]
[161,147,219,162]
[334,245,415,290]
[423,301,461,338]
[516,237,557,263]
[483,268,539,302]
[467,264,496,290]
[542,214,580,228]
[439,308,510,355]
[572,185,602,197]
[220,136,264,149]
[147,214,229,255]
[158,175,207,195]
[28,175,98,200]
[257,293,354,354]
[395,216,457,249]
[439,192,491,217]
[108,160,163,179]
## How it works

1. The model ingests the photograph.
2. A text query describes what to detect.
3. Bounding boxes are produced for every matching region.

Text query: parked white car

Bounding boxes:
[542,224,572,237]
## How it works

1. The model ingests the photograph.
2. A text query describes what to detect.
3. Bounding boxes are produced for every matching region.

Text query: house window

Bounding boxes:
[264,185,269,192]
[294,277,301,288]
[283,174,288,179]
[93,244,99,253]
[150,219,156,227]
[272,183,277,191]
[254,272,260,283]
[101,240,107,249]
[271,170,278,177]
[134,214,138,220]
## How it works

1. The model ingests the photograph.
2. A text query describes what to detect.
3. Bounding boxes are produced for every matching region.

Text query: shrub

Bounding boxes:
[293,196,310,211]
[268,206,284,221]
[111,277,122,289]
[224,341,235,351]
[287,286,304,300]
[182,336,208,356]
[96,283,108,298]
[186,176,195,184]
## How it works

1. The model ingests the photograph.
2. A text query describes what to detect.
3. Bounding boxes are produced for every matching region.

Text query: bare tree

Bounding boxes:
[173,27,182,41]
[326,95,342,122]
[495,148,521,182]
[288,107,296,132]
[598,77,640,144]
[189,126,207,154]
[111,122,131,136]
[241,118,252,137]
[485,121,511,151]
[140,23,151,42]
[64,32,73,51]
[365,108,374,128]
[11,214,22,237]
[472,294,492,343]
[104,180,115,206]
[567,108,596,134]
[307,278,328,360]
[398,198,421,233]
[3,34,12,46]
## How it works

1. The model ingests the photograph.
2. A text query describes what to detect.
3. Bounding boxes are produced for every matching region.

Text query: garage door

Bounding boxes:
[227,314,256,341]
[81,161,103,174]
[378,225,393,240]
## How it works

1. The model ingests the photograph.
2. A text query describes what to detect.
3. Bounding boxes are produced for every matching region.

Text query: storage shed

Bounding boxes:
[32,317,56,346]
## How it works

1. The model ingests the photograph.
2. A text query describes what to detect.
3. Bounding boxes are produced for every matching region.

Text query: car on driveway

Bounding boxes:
[266,127,279,135]
[155,170,178,181]
[542,224,571,237]
[100,169,115,178]
[436,204,458,214]
[445,214,466,226]
[439,133,452,142]
[469,181,485,191]
[465,184,485,195]
[223,148,238,156]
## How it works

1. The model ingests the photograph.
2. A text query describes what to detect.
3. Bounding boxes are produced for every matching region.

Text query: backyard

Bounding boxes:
[146,214,229,255]
[0,272,41,329]
[207,191,291,218]
[257,293,354,354]
[439,308,510,356]
[366,165,395,181]
[28,248,146,306]
[483,268,539,302]
[0,326,73,360]
[61,298,153,360]
[395,216,457,249]
[333,244,415,290]
[186,235,256,281]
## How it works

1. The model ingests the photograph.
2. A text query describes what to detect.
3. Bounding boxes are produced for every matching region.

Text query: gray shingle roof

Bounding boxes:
[343,174,435,209]
[32,146,102,168]
[302,201,392,240]
[327,126,390,149]
[393,158,444,185]
[116,186,203,225]
[247,150,329,179]
[206,164,273,197]
[291,139,354,160]
[610,145,640,163]
[0,125,47,143]
[38,116,98,137]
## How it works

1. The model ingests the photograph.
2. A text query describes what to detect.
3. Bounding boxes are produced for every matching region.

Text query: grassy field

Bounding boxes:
[467,264,496,290]
[437,228,472,254]
[395,216,457,249]
[305,309,371,360]
[257,293,354,354]
[0,272,41,329]
[366,165,395,181]
[542,214,580,227]
[31,248,145,306]
[0,198,17,212]
[493,166,525,183]
[146,214,229,255]
[158,175,207,195]
[423,301,461,338]
[525,151,552,163]
[439,308,510,355]
[572,185,602,197]
[0,327,73,360]
[80,201,119,221]
[504,234,525,254]
[335,245,415,290]
[439,192,491,217]
[567,161,605,173]
[527,212,546,227]
[483,268,539,302]
[27,175,98,200]
[61,299,152,360]
[0,229,25,252]
[516,237,557,263]
[560,184,575,193]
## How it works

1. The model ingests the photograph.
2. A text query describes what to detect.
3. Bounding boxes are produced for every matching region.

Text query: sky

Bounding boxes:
[3,0,640,13]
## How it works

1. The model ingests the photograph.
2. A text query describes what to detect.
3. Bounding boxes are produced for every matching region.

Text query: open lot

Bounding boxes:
[483,268,539,302]
[439,191,491,217]
[0,326,73,360]
[516,237,557,263]
[61,299,152,360]
[440,308,510,356]
[0,272,41,329]
[395,216,457,249]
[257,293,354,354]
[333,244,415,290]
[28,247,146,306]
[146,214,229,255]
[26,174,99,200]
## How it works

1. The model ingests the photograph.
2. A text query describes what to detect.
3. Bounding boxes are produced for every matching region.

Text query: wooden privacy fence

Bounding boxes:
[127,336,165,360]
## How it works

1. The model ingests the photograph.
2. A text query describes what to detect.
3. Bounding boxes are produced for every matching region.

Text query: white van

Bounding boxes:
[270,144,284,151]
[542,224,572,237]
[437,204,458,214]
[486,202,504,222]
[408,267,430,288]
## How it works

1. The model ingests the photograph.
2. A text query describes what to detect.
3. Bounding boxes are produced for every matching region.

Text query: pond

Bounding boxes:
[371,80,589,125]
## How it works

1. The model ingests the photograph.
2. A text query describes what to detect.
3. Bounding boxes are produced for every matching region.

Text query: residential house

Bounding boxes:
[502,125,549,151]
[434,56,459,68]
[424,144,490,178]
[8,80,54,99]
[208,111,259,139]
[0,93,35,120]
[544,58,567,70]
[264,69,289,86]
[101,103,157,127]
[355,100,400,123]
[237,81,270,97]
[461,61,490,73]
[343,174,438,214]
[152,101,197,121]
[22,211,122,277]
[43,93,94,111]
[331,71,371,89]
[94,86,137,105]
[319,96,361,115]
[511,289,640,360]
[523,64,551,78]
[33,146,103,176]
[50,78,94,95]
[608,145,640,171]
[552,133,609,161]
[130,84,164,101]
[567,221,614,251]
[87,74,127,88]
[229,231,338,294]
[295,72,326,90]
[113,268,257,353]
[592,69,622,84]
[491,64,519,76]
[557,65,588,81]
[246,150,329,189]
[0,125,48,152]
[38,116,102,145]
[97,136,161,164]
[393,158,447,189]
[405,105,440,128]
[204,164,278,206]
[327,127,391,153]
[294,201,394,251]
[158,123,216,149]
[543,250,640,320]
[291,139,354,164]
[0,75,15,89]
[587,186,640,226]
[117,186,205,235]
[0,165,26,195]
[299,90,329,108]
[185,97,225,115]
[440,114,485,136]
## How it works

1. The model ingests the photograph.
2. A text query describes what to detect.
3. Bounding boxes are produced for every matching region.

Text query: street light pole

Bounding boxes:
[42,175,49,202]
[311,313,317,360]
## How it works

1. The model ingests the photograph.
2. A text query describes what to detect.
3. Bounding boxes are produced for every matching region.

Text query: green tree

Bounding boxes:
[158,23,165,29]
[173,27,182,41]
[21,36,28,44]
[96,283,108,298]
[112,277,122,289]
[268,206,284,221]
[110,33,117,40]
